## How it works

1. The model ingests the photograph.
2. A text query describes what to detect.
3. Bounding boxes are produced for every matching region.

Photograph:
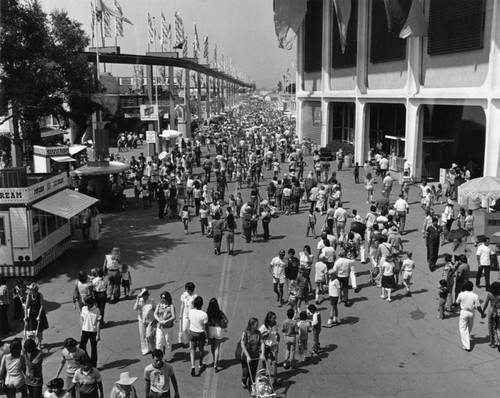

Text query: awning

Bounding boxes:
[40,127,69,138]
[69,145,87,156]
[51,156,76,162]
[33,189,98,219]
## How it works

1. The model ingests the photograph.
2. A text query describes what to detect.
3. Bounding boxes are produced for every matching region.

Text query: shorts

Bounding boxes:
[338,276,349,288]
[208,326,223,340]
[121,280,130,288]
[329,296,339,306]
[189,331,206,344]
[273,277,286,285]
[403,271,412,281]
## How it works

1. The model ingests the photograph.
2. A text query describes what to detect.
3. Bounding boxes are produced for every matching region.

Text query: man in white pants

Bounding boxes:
[456,281,484,351]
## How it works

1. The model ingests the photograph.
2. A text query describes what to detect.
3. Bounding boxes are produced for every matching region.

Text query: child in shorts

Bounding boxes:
[327,269,340,325]
[296,311,312,363]
[282,308,298,369]
[400,252,415,296]
[288,281,299,318]
[438,279,449,320]
[180,205,191,234]
[121,263,131,297]
[307,304,322,355]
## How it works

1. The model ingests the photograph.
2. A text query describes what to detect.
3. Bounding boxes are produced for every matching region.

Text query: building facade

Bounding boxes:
[296,0,500,180]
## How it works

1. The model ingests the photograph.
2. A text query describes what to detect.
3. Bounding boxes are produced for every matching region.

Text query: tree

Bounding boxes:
[0,0,101,154]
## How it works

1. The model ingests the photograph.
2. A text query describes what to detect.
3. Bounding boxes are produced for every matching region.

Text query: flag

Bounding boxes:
[159,66,167,89]
[383,0,412,36]
[175,70,183,88]
[399,0,428,38]
[114,0,123,37]
[166,24,172,50]
[160,11,169,48]
[333,0,351,53]
[104,10,112,37]
[174,11,185,49]
[183,35,188,57]
[203,36,209,61]
[213,44,218,68]
[95,0,121,18]
[147,13,154,44]
[90,1,95,40]
[273,0,307,50]
[221,52,225,72]
[193,23,200,59]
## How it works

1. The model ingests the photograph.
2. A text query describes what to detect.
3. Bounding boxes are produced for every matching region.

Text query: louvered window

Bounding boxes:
[332,0,357,69]
[370,0,408,64]
[304,0,323,73]
[427,0,486,55]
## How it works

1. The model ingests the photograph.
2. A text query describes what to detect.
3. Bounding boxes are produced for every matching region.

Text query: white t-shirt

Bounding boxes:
[321,246,336,263]
[314,261,328,282]
[180,292,197,318]
[328,276,340,298]
[270,256,286,280]
[188,309,208,333]
[476,244,493,266]
[457,291,480,312]
[394,198,409,212]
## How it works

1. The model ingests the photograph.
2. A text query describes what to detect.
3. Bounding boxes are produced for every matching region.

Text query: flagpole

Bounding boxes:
[153,16,159,108]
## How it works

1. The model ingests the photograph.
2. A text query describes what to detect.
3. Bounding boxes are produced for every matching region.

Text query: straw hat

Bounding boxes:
[115,372,137,385]
[138,288,149,298]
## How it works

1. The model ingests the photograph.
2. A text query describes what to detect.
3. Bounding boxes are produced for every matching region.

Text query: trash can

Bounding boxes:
[345,155,353,168]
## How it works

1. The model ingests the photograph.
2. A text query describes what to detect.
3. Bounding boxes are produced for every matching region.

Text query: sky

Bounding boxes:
[40,0,296,88]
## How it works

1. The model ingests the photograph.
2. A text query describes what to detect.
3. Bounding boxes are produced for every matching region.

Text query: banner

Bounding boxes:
[203,36,209,61]
[114,0,124,37]
[333,0,351,53]
[174,11,184,48]
[273,0,307,50]
[193,23,200,59]
[147,12,154,44]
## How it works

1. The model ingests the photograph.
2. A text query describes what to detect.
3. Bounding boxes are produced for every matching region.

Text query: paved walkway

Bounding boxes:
[9,145,500,398]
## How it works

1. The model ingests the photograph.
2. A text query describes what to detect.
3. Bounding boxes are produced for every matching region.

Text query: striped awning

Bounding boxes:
[32,189,98,219]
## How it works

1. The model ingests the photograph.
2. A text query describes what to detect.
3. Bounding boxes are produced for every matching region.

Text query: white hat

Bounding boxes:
[353,215,362,222]
[116,372,137,385]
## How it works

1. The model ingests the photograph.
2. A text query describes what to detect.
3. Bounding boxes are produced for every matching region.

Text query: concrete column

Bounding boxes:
[404,101,423,180]
[216,79,221,114]
[321,0,332,93]
[483,100,500,176]
[354,101,369,165]
[356,1,369,94]
[206,75,211,119]
[321,99,329,147]
[146,65,154,103]
[168,66,176,130]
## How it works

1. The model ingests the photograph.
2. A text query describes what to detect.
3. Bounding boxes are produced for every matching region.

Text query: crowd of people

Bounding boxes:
[0,98,498,398]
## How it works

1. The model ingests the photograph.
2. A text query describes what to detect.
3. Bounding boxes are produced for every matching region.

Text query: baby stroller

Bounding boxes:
[248,359,276,398]
[369,267,380,286]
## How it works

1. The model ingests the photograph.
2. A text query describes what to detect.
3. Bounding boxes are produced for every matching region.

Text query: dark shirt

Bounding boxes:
[285,257,300,280]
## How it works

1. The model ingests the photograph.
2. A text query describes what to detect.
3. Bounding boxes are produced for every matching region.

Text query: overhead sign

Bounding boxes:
[140,104,159,121]
[146,131,156,142]
[33,146,70,157]
[0,173,68,204]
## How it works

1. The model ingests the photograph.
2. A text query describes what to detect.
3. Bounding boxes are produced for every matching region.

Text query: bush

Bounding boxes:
[325,140,355,156]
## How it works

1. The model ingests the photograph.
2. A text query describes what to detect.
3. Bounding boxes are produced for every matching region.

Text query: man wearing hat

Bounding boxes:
[110,372,138,398]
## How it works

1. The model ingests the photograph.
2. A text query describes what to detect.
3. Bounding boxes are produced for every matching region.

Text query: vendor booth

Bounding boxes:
[0,170,98,276]
[458,176,500,243]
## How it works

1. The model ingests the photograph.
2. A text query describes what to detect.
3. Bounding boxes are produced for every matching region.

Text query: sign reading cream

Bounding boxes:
[33,146,70,157]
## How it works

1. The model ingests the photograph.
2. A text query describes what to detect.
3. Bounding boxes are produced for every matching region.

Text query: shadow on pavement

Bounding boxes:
[102,319,137,328]
[99,358,141,370]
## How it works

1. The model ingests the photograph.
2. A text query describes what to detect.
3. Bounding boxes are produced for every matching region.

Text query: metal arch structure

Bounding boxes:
[83,52,251,88]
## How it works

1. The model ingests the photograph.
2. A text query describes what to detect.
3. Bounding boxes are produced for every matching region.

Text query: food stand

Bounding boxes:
[0,170,98,276]
[458,176,500,243]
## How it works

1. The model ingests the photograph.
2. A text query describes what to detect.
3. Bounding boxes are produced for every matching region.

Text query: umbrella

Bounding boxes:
[160,130,181,139]
[458,176,500,203]
[158,151,168,161]
[70,161,130,177]
[445,229,470,241]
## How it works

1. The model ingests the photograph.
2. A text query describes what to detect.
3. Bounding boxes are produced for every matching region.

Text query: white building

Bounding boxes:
[296,0,500,181]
